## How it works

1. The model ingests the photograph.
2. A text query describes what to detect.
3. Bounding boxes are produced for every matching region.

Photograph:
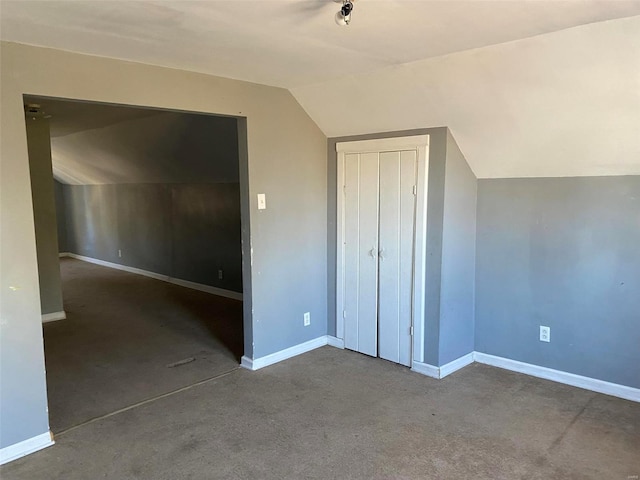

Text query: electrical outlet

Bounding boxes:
[218,269,223,280]
[303,312,311,326]
[118,249,122,258]
[540,325,551,343]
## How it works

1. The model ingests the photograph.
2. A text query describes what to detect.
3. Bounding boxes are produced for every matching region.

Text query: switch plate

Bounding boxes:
[257,193,266,210]
[303,312,311,326]
[218,269,223,280]
[540,325,551,342]
[118,249,122,258]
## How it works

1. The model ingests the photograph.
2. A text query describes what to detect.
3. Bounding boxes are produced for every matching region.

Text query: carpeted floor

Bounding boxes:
[2,259,639,479]
[2,347,639,479]
[42,258,243,433]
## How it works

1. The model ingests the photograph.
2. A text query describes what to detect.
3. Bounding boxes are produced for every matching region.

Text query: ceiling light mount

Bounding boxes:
[336,0,354,26]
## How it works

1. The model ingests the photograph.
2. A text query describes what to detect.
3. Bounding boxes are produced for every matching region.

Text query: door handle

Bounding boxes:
[378,248,385,260]
[369,247,377,258]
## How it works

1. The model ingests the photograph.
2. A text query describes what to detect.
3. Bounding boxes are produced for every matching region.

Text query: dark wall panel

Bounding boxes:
[117,184,172,276]
[64,183,242,293]
[54,180,67,253]
[66,185,119,264]
[172,184,242,292]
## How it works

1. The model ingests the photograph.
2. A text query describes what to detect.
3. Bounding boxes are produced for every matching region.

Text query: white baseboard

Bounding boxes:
[413,352,639,402]
[411,361,440,379]
[62,253,242,301]
[327,335,344,349]
[169,277,243,301]
[42,311,66,323]
[241,336,329,371]
[411,352,474,379]
[474,352,640,403]
[440,352,475,378]
[240,356,255,370]
[0,431,54,465]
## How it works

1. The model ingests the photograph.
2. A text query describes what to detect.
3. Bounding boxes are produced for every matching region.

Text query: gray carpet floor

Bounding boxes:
[2,260,639,479]
[42,258,243,433]
[3,347,639,479]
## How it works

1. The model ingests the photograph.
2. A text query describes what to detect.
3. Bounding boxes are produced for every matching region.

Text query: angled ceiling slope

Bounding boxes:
[2,0,640,88]
[24,98,240,185]
[3,3,640,178]
[293,16,640,178]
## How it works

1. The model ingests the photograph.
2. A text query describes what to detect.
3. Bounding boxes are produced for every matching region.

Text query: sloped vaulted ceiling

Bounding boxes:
[24,98,240,185]
[2,1,640,178]
[292,16,640,178]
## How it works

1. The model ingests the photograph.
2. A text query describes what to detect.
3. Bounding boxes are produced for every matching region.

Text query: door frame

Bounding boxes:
[336,135,430,365]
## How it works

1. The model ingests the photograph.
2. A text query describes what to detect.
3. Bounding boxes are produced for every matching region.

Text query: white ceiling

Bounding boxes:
[3,1,640,177]
[293,15,640,177]
[2,0,640,88]
[24,97,161,138]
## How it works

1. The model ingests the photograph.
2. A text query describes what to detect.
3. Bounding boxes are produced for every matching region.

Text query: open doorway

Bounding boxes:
[24,96,250,434]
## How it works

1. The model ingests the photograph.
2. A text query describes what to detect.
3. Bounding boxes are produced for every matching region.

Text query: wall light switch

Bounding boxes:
[257,194,266,210]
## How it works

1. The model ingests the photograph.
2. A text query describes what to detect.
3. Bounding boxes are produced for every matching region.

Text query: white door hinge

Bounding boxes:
[410,326,414,336]
[412,185,417,195]
[343,310,346,319]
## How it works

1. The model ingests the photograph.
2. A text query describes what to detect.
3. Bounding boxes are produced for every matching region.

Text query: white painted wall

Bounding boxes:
[293,16,640,178]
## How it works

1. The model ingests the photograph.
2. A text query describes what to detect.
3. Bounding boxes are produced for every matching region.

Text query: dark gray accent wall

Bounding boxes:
[328,127,475,366]
[171,184,243,289]
[54,179,67,253]
[63,183,243,293]
[439,131,477,365]
[475,176,640,388]
[26,116,64,315]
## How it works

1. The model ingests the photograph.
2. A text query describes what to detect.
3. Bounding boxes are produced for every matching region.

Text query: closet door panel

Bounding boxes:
[398,150,418,366]
[343,153,360,352]
[378,152,402,364]
[343,152,379,357]
[378,150,417,366]
[356,152,380,357]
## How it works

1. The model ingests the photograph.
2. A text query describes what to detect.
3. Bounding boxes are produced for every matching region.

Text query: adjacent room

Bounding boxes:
[1,1,638,479]
[24,97,246,432]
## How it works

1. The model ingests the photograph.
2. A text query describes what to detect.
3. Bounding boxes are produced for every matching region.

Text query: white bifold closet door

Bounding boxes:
[343,150,417,366]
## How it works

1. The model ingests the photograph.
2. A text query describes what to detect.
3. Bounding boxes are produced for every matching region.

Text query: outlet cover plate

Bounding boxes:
[540,325,551,342]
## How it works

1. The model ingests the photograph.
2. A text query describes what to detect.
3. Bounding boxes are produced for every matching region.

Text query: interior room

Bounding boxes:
[22,97,246,434]
[0,1,638,479]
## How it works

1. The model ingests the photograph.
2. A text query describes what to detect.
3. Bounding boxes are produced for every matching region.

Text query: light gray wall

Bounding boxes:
[438,131,477,365]
[63,183,243,292]
[475,176,640,388]
[328,127,450,366]
[25,116,64,315]
[2,42,327,451]
[54,180,67,253]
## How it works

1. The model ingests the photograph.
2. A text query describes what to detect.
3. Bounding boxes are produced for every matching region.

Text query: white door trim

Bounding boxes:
[336,134,430,364]
[337,135,429,154]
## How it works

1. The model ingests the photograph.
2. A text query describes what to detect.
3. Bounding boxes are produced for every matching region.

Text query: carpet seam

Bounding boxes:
[55,366,241,437]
